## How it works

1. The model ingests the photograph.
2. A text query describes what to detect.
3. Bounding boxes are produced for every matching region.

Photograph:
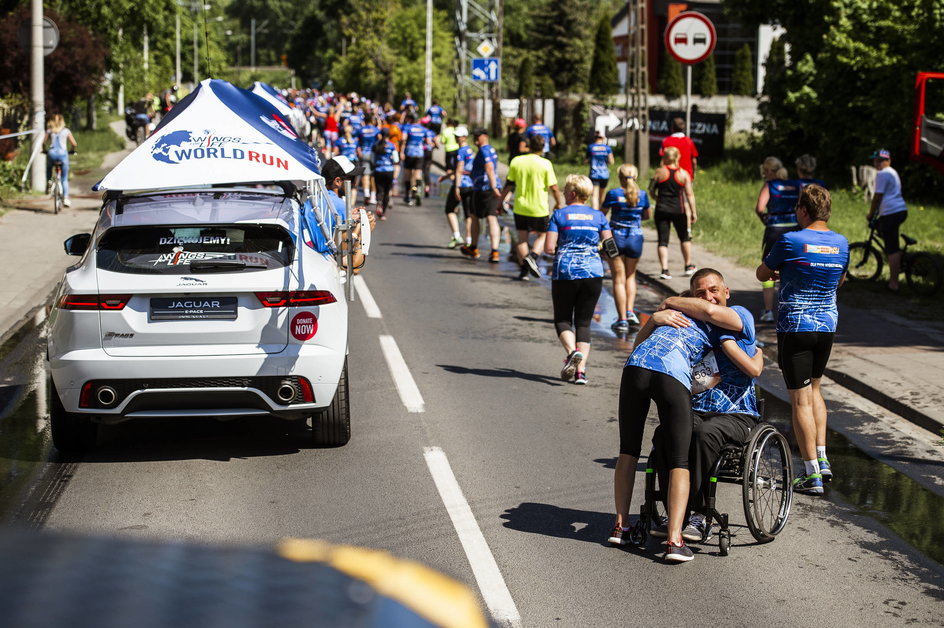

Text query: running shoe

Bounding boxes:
[406,197,415,207]
[517,264,531,281]
[63,197,72,208]
[759,310,775,323]
[664,540,694,563]
[608,525,629,546]
[626,311,641,326]
[523,253,540,277]
[574,371,587,385]
[650,515,668,538]
[684,264,696,276]
[682,514,713,543]
[460,245,480,259]
[793,472,824,495]
[489,250,500,264]
[611,319,630,333]
[659,269,672,280]
[818,458,833,483]
[560,350,583,381]
[447,237,463,249]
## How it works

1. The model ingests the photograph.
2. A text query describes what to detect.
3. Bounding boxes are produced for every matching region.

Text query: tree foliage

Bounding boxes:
[532,0,594,93]
[696,54,718,98]
[658,53,684,100]
[730,44,754,96]
[589,14,619,97]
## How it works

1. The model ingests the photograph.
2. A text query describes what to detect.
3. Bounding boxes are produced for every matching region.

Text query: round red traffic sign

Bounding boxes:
[664,11,716,65]
[291,312,318,341]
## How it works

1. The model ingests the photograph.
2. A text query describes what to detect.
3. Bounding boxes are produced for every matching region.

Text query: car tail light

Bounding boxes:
[79,382,94,408]
[59,294,131,310]
[298,377,314,402]
[255,291,337,308]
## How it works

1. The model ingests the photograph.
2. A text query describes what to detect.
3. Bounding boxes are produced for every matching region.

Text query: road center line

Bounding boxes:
[378,334,425,413]
[423,447,522,628]
[353,275,382,319]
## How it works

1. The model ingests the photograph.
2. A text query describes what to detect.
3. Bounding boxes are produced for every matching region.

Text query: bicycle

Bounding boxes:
[45,149,75,215]
[847,224,943,296]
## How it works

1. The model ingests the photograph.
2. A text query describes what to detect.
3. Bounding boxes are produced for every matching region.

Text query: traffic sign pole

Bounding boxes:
[686,65,692,144]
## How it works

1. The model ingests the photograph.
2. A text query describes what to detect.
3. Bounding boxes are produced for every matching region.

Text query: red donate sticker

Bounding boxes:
[291,312,318,341]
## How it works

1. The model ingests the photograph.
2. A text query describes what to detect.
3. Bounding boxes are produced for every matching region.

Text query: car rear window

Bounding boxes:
[97,225,294,275]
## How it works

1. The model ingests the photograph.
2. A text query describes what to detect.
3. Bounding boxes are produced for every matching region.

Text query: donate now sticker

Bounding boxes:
[291,312,318,341]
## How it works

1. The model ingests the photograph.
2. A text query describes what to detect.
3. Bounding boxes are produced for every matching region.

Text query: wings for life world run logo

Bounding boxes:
[150,130,290,170]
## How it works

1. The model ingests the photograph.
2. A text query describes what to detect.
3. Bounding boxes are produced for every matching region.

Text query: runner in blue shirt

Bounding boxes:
[425,99,446,133]
[356,118,380,205]
[757,184,848,495]
[400,92,417,113]
[585,131,614,209]
[399,113,429,206]
[450,129,476,249]
[524,113,556,158]
[754,156,800,322]
[460,128,503,262]
[601,164,650,331]
[371,128,399,219]
[422,125,437,199]
[334,125,359,162]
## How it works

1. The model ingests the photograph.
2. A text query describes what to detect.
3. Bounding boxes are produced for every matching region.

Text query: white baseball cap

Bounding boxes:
[454,126,469,137]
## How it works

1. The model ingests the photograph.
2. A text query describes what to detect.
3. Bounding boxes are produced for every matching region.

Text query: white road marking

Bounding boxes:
[423,447,522,628]
[378,335,425,412]
[353,275,382,319]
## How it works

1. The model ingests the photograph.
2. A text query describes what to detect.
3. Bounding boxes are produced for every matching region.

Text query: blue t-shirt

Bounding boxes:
[423,128,436,153]
[471,143,501,191]
[763,229,849,333]
[602,188,649,233]
[374,140,398,172]
[626,317,715,390]
[325,189,347,221]
[455,145,474,188]
[692,305,760,417]
[404,124,428,158]
[336,137,358,161]
[347,113,364,134]
[587,143,612,180]
[426,105,444,124]
[525,124,554,153]
[765,179,801,227]
[547,205,610,280]
[357,125,380,153]
[401,98,417,110]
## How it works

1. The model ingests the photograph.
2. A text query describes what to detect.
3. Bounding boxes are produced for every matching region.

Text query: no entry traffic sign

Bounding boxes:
[664,11,716,65]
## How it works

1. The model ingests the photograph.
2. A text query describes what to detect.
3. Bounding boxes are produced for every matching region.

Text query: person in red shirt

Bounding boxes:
[660,117,698,180]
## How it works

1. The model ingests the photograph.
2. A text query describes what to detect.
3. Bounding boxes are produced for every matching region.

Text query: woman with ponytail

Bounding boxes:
[602,164,650,332]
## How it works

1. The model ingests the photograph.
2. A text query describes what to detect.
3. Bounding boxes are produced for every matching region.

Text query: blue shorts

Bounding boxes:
[613,228,643,259]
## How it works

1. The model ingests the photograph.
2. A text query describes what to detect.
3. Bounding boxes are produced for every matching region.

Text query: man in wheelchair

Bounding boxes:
[648,269,763,543]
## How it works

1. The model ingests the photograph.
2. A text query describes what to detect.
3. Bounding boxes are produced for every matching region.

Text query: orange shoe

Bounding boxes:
[489,250,500,263]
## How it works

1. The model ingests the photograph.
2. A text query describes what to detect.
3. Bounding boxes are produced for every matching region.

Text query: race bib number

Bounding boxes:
[691,352,721,394]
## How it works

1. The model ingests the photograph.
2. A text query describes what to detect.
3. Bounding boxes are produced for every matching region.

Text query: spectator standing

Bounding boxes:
[500,134,565,281]
[44,114,77,207]
[585,130,614,209]
[756,185,849,495]
[460,128,503,263]
[660,117,698,180]
[866,148,908,292]
[754,156,800,322]
[525,113,556,159]
[602,164,650,331]
[649,146,697,279]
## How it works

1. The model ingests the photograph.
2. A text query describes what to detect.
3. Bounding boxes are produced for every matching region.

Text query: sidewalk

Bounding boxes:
[635,226,944,436]
[0,121,132,345]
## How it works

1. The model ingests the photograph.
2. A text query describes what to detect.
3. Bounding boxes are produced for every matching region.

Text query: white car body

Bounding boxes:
[47,187,349,448]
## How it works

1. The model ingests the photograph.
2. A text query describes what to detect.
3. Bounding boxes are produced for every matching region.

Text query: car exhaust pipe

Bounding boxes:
[276,383,297,403]
[96,386,118,407]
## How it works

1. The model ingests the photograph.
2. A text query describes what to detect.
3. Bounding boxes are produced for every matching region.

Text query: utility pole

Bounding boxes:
[489,0,503,138]
[175,12,182,86]
[424,0,432,113]
[623,0,650,177]
[29,0,44,192]
[250,18,256,71]
[143,24,149,87]
[193,6,198,84]
[454,0,498,129]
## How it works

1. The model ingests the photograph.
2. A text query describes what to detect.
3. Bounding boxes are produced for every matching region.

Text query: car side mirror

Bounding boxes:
[64,233,91,256]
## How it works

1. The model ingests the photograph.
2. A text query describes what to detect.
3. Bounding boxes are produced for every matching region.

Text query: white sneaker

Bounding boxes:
[626,311,640,325]
[759,310,774,323]
[63,197,72,207]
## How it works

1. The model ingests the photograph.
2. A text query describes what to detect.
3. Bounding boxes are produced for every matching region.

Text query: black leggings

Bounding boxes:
[618,366,692,469]
[375,171,394,212]
[654,210,690,246]
[551,278,603,344]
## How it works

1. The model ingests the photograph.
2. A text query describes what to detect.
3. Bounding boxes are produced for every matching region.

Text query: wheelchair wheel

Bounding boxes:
[628,521,648,547]
[718,529,731,556]
[742,425,793,543]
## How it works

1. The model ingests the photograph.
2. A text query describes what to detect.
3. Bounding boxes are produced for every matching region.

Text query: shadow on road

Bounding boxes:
[437,364,563,386]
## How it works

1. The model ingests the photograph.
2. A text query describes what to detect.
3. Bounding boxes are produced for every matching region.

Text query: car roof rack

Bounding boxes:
[103,182,299,214]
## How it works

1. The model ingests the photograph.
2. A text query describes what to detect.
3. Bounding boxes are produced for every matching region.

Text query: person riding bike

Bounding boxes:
[44,114,77,208]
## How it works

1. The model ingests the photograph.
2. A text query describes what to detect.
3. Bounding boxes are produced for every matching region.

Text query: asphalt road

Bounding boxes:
[10,194,944,626]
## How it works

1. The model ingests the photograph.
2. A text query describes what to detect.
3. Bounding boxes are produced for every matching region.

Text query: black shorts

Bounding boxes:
[762,224,799,259]
[445,150,458,172]
[513,213,549,232]
[404,156,423,170]
[877,211,907,255]
[445,186,473,216]
[428,122,442,134]
[591,177,609,188]
[777,332,835,389]
[471,189,499,218]
[654,210,690,246]
[618,366,692,468]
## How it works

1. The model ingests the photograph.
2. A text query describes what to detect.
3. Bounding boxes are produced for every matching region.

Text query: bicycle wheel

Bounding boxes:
[846,242,883,282]
[52,178,63,215]
[905,252,943,296]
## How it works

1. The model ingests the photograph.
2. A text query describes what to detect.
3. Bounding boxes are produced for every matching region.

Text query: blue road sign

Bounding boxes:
[472,58,500,83]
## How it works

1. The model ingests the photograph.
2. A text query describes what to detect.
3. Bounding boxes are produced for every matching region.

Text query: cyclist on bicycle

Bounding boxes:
[44,114,77,207]
[866,148,908,292]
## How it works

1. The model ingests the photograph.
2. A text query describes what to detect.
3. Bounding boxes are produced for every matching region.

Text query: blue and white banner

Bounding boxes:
[95,79,323,191]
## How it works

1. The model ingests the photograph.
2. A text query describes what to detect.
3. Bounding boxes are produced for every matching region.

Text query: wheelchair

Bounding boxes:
[628,417,794,556]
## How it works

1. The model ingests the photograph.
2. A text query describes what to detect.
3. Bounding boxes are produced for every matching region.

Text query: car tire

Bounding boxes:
[50,381,98,454]
[311,359,351,447]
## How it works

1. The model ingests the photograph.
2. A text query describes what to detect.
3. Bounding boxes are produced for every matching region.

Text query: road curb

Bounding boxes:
[636,269,943,436]
[0,284,57,349]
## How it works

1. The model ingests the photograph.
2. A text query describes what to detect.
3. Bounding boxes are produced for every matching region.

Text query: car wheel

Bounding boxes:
[311,359,351,447]
[50,381,98,454]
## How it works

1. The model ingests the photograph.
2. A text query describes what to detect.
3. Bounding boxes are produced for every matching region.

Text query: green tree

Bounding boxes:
[658,53,684,100]
[588,14,620,97]
[731,44,754,96]
[518,55,535,99]
[696,53,718,97]
[532,0,594,93]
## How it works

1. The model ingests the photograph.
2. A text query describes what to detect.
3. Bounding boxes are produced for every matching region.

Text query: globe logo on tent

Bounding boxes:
[151,130,194,164]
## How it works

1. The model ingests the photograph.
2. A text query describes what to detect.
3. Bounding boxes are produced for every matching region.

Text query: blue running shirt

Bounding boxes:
[525,124,554,153]
[404,124,427,158]
[347,113,364,134]
[602,188,649,233]
[455,145,475,188]
[471,143,501,191]
[764,229,849,332]
[765,179,801,227]
[374,140,398,172]
[626,317,715,390]
[336,137,358,161]
[547,205,610,280]
[357,125,380,152]
[587,143,612,180]
[426,105,444,124]
[692,305,760,417]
